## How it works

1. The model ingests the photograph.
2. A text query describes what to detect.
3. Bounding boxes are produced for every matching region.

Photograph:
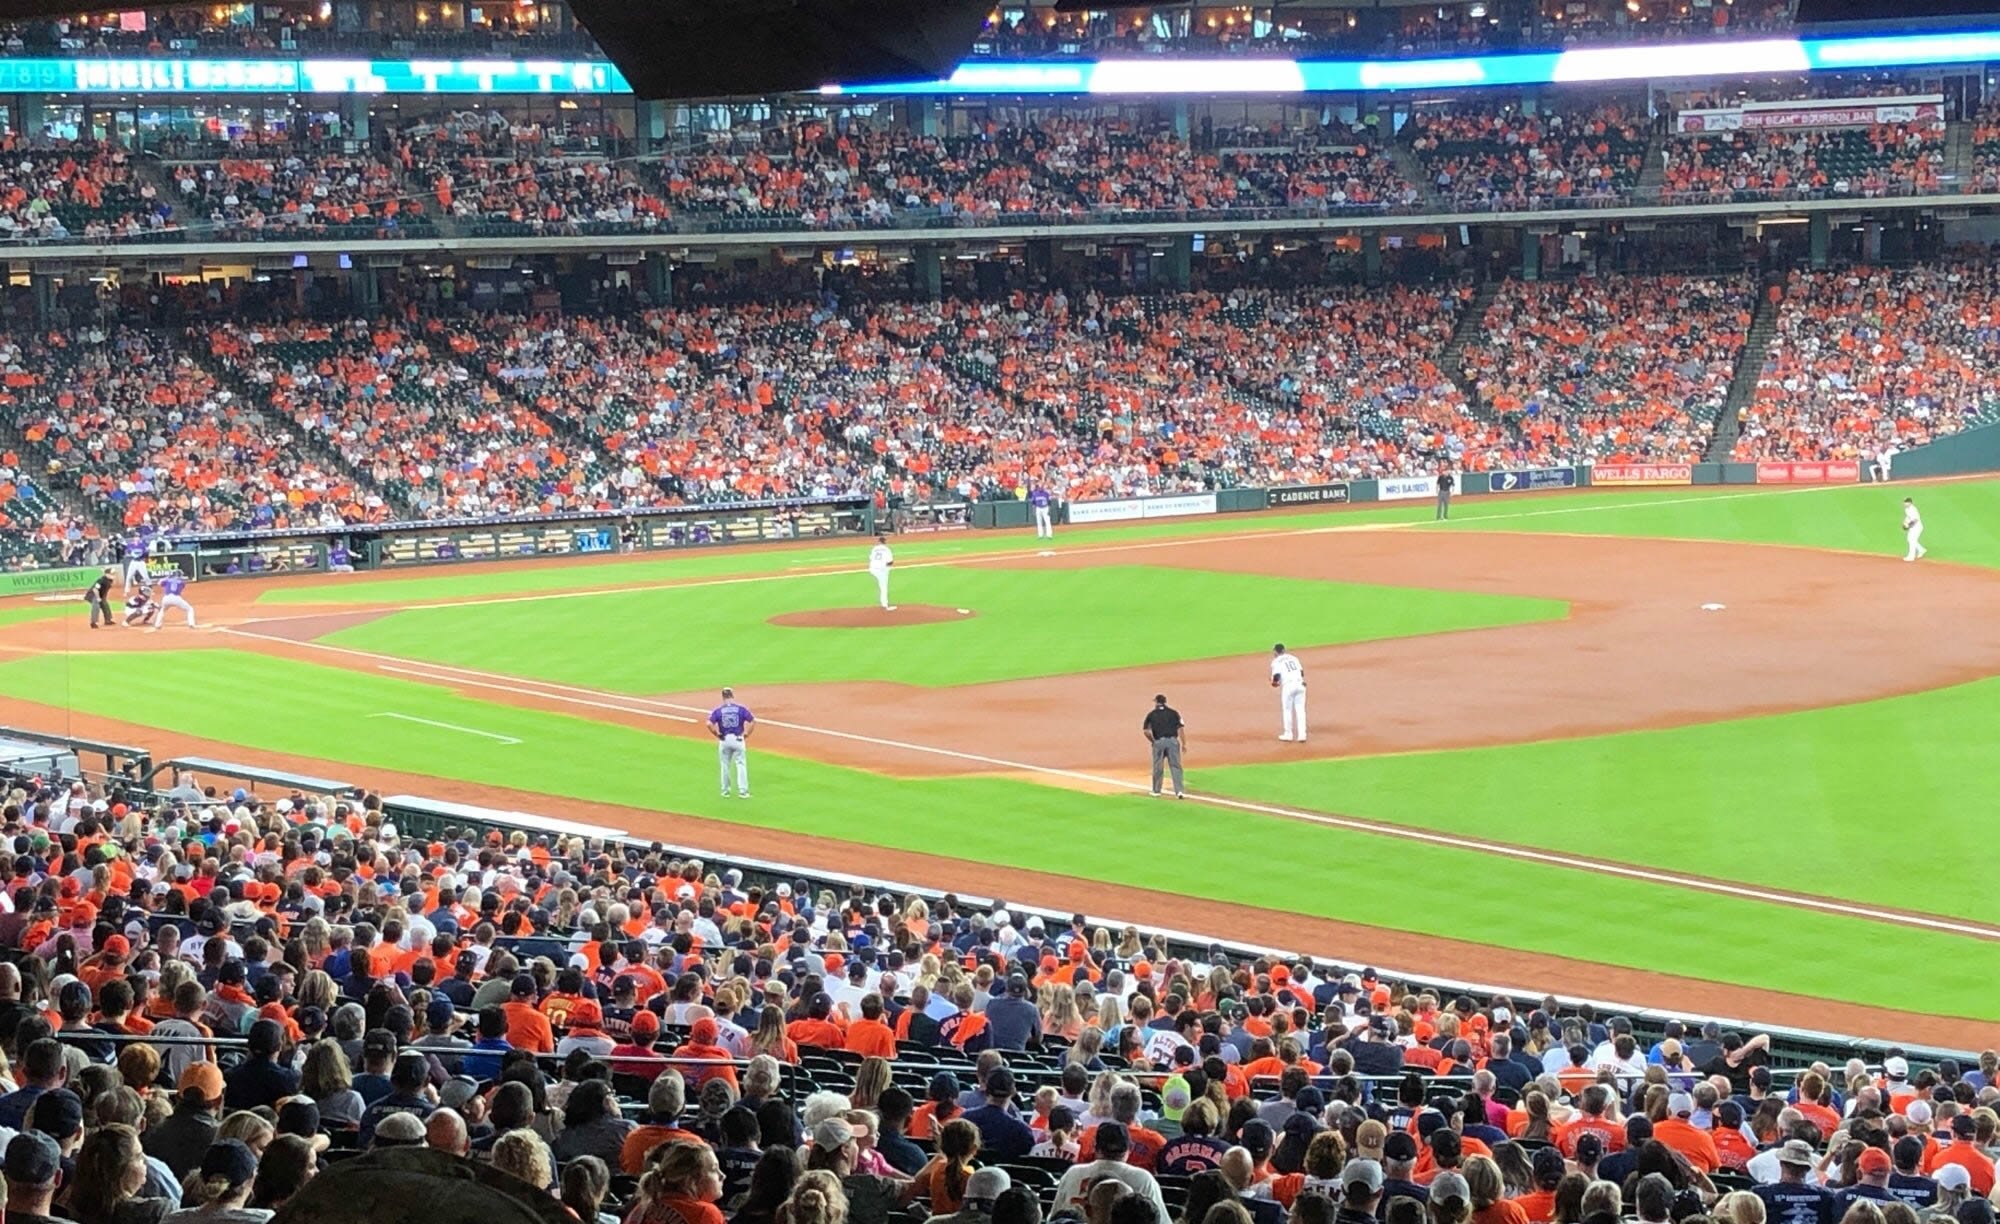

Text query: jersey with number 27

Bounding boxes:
[1272,653,1306,693]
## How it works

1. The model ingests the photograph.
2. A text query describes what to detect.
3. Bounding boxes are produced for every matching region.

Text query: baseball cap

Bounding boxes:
[1886,1056,1911,1078]
[631,1011,661,1038]
[426,998,457,1030]
[1341,1159,1385,1194]
[1382,1132,1417,1163]
[178,1062,225,1105]
[1356,1120,1387,1160]
[510,973,537,998]
[1429,1172,1471,1204]
[1667,1092,1694,1116]
[569,999,602,1028]
[200,1139,258,1189]
[986,1068,1016,1099]
[1935,1165,1973,1192]
[1572,1131,1604,1163]
[966,1168,1012,1203]
[1776,1139,1818,1167]
[1532,1147,1567,1185]
[3,1131,60,1185]
[1858,1148,1892,1175]
[26,1089,82,1141]
[1952,1114,1978,1138]
[812,1118,855,1149]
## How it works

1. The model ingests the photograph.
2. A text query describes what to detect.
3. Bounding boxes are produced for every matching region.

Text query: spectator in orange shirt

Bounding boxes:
[785,993,845,1050]
[1652,1092,1721,1174]
[672,1017,740,1093]
[1924,1114,1996,1195]
[1513,1148,1566,1222]
[844,994,898,1060]
[501,973,556,1054]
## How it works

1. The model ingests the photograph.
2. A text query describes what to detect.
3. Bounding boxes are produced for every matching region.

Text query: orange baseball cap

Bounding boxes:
[178,1062,225,1105]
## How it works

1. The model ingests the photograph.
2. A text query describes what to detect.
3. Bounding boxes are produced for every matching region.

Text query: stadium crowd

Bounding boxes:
[1405,107,1649,211]
[1732,263,2000,462]
[0,762,1989,1224]
[1659,123,1946,203]
[10,256,2000,547]
[1460,276,1757,464]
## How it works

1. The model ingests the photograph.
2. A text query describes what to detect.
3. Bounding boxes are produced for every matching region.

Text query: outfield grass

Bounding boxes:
[1200,677,2000,922]
[321,565,1564,691]
[6,646,2000,1019]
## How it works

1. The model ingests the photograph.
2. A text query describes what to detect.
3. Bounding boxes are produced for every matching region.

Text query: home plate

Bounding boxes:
[1701,603,1726,612]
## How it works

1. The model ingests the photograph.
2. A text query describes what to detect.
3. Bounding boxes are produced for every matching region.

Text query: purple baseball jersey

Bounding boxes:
[1030,488,1051,509]
[160,573,187,597]
[709,702,754,736]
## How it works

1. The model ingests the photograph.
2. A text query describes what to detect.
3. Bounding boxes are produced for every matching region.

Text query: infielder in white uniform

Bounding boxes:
[1271,643,1308,742]
[868,534,896,610]
[1903,498,1926,561]
[708,687,754,798]
[1872,445,1896,483]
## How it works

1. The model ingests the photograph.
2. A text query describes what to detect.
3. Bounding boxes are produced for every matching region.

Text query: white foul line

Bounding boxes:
[220,625,2000,943]
[243,477,1949,623]
[366,711,523,744]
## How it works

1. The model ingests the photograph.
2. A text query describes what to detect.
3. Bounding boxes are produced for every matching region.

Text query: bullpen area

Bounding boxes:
[5,478,2000,1045]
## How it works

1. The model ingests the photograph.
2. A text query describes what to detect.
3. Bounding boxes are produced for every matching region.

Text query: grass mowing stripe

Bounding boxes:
[7,647,2000,1019]
[0,602,91,629]
[1201,677,2000,925]
[323,566,1564,692]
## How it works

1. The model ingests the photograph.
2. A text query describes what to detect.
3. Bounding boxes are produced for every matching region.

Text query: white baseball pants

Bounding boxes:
[1034,506,1053,538]
[122,558,149,590]
[1906,525,1926,561]
[718,735,748,796]
[873,568,891,608]
[1280,689,1308,740]
[160,594,195,627]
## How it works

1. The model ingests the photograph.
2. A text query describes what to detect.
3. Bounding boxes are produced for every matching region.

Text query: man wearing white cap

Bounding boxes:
[1337,1159,1385,1224]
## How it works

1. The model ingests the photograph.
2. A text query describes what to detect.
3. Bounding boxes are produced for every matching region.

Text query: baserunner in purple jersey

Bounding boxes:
[708,687,755,798]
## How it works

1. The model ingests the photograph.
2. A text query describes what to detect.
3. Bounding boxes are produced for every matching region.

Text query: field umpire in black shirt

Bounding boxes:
[1143,694,1187,799]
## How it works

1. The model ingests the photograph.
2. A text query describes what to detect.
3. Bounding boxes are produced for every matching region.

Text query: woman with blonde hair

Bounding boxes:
[1463,1157,1527,1224]
[781,1170,849,1224]
[294,970,338,1017]
[216,1111,274,1157]
[1712,1192,1766,1224]
[1066,1028,1107,1071]
[752,1003,799,1063]
[850,1058,892,1112]
[1093,994,1123,1039]
[1043,985,1085,1043]
[491,1129,556,1193]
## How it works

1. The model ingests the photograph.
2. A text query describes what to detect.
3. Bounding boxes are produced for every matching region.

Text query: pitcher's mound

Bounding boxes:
[771,605,974,629]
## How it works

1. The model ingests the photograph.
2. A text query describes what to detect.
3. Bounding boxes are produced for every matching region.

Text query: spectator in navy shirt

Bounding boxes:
[224,1019,300,1112]
[963,1069,1035,1160]
[983,976,1042,1052]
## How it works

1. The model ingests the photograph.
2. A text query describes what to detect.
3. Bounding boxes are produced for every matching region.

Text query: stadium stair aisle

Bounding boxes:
[1441,279,1500,418]
[1705,290,1780,460]
[184,329,427,522]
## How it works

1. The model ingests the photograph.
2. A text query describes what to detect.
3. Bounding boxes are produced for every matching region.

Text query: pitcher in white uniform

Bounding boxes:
[1903,498,1926,561]
[868,535,896,609]
[1270,643,1308,742]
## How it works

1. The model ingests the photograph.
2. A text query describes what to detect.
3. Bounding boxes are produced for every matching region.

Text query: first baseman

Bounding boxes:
[1271,643,1308,741]
[868,534,896,610]
[708,687,754,798]
[1030,486,1055,539]
[1903,498,1926,561]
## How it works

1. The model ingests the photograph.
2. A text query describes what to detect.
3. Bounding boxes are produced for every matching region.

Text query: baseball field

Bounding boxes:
[5,477,2000,1047]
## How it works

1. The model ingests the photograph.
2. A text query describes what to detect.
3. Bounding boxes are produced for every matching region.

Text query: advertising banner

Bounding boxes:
[1489,467,1578,493]
[1755,461,1862,484]
[1067,492,1219,525]
[0,566,98,599]
[1378,475,1439,501]
[1592,463,1693,486]
[1678,94,1942,133]
[1269,483,1352,507]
